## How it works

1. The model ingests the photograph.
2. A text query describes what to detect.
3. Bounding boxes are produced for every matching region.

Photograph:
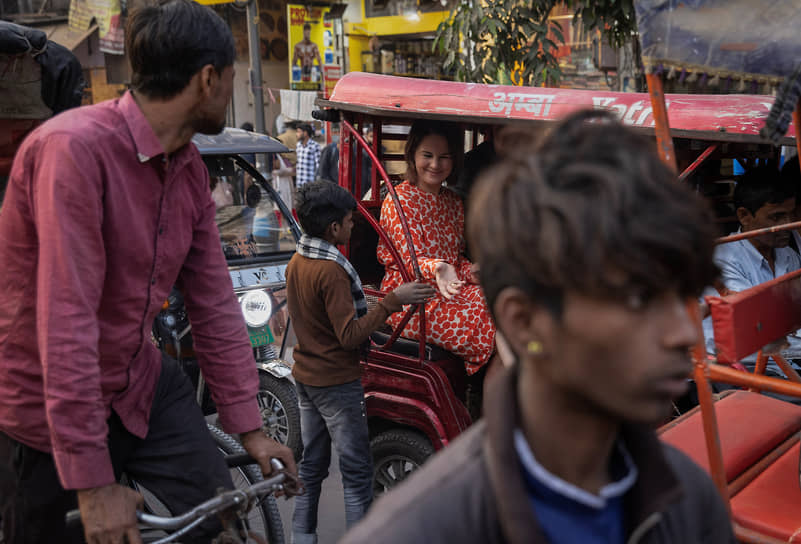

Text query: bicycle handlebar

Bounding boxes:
[223,453,286,469]
[65,459,288,540]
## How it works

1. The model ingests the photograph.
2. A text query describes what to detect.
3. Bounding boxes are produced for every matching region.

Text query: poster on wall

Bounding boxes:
[323,65,341,99]
[68,0,124,54]
[287,4,333,91]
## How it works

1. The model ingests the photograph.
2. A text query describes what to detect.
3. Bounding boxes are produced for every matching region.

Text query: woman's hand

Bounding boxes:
[435,262,464,300]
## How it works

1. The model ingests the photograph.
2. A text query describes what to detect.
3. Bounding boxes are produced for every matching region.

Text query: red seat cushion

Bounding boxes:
[730,442,801,541]
[660,391,801,481]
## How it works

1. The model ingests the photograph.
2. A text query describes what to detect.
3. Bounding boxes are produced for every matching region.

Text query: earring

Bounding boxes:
[527,340,543,354]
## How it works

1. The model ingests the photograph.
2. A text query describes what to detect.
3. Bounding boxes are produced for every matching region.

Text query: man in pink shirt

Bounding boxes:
[0,1,296,542]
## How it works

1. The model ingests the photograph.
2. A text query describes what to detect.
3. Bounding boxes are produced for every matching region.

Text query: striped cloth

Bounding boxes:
[296,234,367,319]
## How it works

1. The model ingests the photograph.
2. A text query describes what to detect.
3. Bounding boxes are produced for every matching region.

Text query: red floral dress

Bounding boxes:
[377,181,495,374]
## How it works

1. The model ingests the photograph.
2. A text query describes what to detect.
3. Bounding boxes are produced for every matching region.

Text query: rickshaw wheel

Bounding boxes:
[371,429,434,497]
[257,371,302,461]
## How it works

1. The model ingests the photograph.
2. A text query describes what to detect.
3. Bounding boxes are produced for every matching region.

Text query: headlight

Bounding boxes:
[239,289,272,327]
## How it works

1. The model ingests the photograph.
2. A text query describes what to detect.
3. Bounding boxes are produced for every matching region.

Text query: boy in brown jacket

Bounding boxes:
[286,181,434,544]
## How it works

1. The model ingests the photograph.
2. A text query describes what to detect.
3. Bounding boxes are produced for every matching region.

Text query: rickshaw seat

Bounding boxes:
[370,331,450,361]
[729,441,801,541]
[660,390,801,482]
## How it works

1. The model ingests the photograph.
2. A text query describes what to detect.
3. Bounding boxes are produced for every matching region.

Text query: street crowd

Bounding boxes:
[9,0,801,542]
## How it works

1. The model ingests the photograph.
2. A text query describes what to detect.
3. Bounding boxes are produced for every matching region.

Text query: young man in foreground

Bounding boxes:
[341,111,734,543]
[286,181,434,543]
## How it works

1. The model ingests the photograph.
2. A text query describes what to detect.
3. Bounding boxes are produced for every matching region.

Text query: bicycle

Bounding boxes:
[67,423,299,543]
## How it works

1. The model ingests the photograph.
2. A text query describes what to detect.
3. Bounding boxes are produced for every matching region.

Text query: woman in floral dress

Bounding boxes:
[377,121,495,374]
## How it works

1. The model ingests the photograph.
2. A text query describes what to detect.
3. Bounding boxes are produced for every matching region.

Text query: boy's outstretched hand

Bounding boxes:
[393,281,437,305]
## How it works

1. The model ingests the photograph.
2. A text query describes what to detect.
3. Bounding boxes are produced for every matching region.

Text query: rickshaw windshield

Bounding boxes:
[211,160,296,260]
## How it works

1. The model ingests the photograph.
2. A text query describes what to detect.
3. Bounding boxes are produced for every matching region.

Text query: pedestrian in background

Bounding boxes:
[295,122,321,188]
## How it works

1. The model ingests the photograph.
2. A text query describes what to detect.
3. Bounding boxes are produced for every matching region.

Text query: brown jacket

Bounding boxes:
[340,366,735,544]
[286,254,401,387]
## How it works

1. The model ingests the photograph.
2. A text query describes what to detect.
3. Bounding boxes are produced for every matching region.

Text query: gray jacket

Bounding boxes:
[341,366,735,544]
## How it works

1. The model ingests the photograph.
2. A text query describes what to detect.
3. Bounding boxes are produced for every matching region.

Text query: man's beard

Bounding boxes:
[195,115,226,136]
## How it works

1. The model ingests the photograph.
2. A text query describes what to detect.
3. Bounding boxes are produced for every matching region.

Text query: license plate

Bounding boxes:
[249,327,275,346]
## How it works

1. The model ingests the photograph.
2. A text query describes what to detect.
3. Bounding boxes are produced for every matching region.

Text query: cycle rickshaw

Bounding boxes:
[314,66,792,497]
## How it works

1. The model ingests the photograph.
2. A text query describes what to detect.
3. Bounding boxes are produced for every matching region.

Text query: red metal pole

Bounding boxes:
[342,120,422,280]
[793,98,801,164]
[678,144,717,183]
[645,72,677,173]
[344,120,429,361]
[372,121,381,200]
[749,351,767,393]
[708,363,801,399]
[716,219,801,244]
[339,121,351,199]
[772,354,801,383]
[687,300,729,510]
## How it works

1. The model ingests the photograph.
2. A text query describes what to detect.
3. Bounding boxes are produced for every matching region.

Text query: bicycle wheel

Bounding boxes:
[207,423,285,544]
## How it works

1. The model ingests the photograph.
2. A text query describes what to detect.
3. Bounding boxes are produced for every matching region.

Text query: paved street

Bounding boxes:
[277,452,347,544]
[272,359,348,544]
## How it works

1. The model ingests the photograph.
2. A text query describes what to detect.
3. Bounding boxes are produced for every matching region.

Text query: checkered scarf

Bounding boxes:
[297,234,367,319]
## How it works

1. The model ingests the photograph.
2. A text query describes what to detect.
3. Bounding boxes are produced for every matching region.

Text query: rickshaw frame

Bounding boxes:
[645,66,801,541]
[315,72,800,493]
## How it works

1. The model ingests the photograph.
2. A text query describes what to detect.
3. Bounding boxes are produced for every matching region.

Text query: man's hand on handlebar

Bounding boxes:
[240,429,302,496]
[77,483,143,544]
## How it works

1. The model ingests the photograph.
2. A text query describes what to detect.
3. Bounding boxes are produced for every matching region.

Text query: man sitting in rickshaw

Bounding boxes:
[703,165,801,373]
[343,111,733,544]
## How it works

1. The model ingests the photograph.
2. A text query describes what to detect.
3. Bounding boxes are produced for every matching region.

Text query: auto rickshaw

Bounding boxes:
[152,128,305,460]
[314,68,791,494]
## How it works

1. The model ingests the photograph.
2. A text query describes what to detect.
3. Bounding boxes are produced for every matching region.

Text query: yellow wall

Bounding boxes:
[88,68,126,104]
[345,7,450,74]
[347,33,370,74]
[351,10,450,36]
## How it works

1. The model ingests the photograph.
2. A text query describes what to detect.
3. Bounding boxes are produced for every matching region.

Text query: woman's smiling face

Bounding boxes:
[414,134,453,193]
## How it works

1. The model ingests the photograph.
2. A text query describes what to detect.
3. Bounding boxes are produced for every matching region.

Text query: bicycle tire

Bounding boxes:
[207,423,285,544]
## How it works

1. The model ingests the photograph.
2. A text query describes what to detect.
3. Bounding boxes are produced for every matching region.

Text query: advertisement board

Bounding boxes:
[287,4,332,91]
[323,65,342,99]
[68,0,124,54]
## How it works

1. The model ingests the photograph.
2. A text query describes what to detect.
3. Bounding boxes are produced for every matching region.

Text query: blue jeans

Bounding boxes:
[292,379,373,544]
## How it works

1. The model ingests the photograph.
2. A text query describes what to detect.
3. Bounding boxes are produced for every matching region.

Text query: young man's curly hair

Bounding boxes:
[467,110,719,317]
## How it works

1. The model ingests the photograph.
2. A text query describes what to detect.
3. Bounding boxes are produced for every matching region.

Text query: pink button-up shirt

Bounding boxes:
[0,92,261,490]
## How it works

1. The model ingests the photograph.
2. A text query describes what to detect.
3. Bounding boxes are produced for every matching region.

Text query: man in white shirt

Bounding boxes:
[704,165,801,370]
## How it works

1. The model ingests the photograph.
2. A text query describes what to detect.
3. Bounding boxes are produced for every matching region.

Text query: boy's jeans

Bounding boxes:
[292,379,373,544]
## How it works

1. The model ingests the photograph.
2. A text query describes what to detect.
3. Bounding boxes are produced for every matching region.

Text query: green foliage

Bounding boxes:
[433,0,636,86]
[568,0,637,48]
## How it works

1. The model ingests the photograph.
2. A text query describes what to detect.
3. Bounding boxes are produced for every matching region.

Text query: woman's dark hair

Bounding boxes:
[296,181,356,238]
[404,120,463,186]
[126,0,235,100]
[735,164,795,215]
[468,110,718,318]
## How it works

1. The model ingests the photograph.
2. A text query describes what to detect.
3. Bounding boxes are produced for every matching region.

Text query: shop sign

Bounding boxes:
[287,4,333,92]
[323,65,342,99]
